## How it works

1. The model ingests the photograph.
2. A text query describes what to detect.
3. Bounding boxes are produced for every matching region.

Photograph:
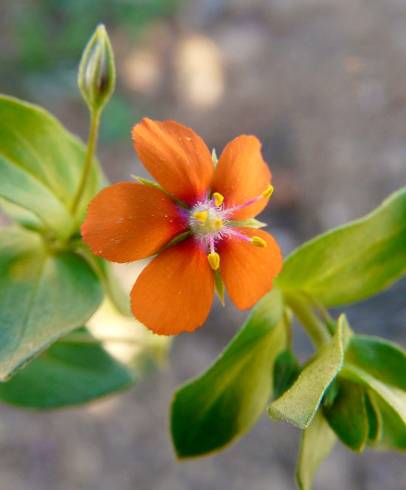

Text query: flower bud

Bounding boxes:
[78,24,115,112]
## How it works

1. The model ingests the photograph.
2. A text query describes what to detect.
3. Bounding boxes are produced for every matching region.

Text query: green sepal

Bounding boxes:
[213,270,225,305]
[211,148,218,166]
[132,175,188,208]
[229,218,267,229]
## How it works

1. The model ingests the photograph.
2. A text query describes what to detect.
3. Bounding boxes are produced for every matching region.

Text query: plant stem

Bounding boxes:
[70,108,101,215]
[286,293,331,349]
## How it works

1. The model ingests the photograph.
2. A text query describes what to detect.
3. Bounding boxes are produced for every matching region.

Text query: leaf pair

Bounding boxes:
[0,95,133,403]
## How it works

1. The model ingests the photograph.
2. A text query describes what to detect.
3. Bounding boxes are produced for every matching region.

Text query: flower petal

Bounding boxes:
[131,238,214,335]
[217,228,282,310]
[132,118,214,205]
[81,182,185,263]
[213,135,271,219]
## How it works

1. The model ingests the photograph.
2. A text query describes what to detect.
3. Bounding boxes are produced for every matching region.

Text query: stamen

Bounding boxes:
[262,184,274,199]
[212,192,224,207]
[208,252,220,270]
[251,236,267,248]
[193,210,208,223]
[223,183,274,216]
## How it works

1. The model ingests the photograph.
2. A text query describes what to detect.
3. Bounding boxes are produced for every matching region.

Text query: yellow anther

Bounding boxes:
[251,236,268,248]
[193,210,208,223]
[213,192,224,207]
[213,217,223,231]
[262,185,274,199]
[207,252,220,270]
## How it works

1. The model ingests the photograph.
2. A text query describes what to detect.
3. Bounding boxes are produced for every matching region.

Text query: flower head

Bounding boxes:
[82,118,282,335]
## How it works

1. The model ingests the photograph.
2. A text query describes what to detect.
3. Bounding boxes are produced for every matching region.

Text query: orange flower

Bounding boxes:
[82,118,282,335]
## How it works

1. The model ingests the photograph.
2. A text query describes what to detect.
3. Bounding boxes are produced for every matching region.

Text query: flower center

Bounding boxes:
[189,204,224,237]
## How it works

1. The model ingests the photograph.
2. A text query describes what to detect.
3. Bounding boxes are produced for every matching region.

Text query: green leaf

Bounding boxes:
[0,328,134,408]
[268,314,349,429]
[364,392,381,444]
[345,335,406,390]
[273,349,300,400]
[323,379,368,451]
[296,411,336,490]
[171,289,286,458]
[0,227,102,380]
[277,188,406,306]
[0,199,42,231]
[342,334,406,433]
[75,244,131,317]
[368,392,406,450]
[0,95,101,237]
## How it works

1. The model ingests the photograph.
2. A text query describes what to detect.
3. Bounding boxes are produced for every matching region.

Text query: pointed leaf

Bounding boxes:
[0,328,134,408]
[296,411,336,490]
[323,379,368,451]
[365,392,381,444]
[345,335,406,390]
[0,227,102,380]
[0,95,101,236]
[268,315,348,429]
[273,349,300,400]
[277,188,406,306]
[171,289,286,458]
[342,334,406,431]
[368,392,406,450]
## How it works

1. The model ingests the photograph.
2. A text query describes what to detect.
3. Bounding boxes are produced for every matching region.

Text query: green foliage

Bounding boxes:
[323,379,369,451]
[0,95,101,236]
[345,335,406,390]
[171,289,286,457]
[0,227,102,380]
[341,334,406,449]
[268,315,349,429]
[0,328,134,408]
[368,393,406,450]
[0,23,405,490]
[273,349,300,400]
[296,411,336,490]
[277,188,406,306]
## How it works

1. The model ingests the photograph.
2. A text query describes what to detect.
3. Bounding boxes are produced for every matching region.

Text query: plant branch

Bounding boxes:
[70,108,101,215]
[285,293,332,349]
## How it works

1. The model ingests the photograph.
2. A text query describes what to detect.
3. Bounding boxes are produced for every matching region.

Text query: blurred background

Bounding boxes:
[0,1,405,489]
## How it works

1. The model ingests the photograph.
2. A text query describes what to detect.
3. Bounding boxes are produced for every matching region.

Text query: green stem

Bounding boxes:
[286,293,331,349]
[70,109,101,215]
